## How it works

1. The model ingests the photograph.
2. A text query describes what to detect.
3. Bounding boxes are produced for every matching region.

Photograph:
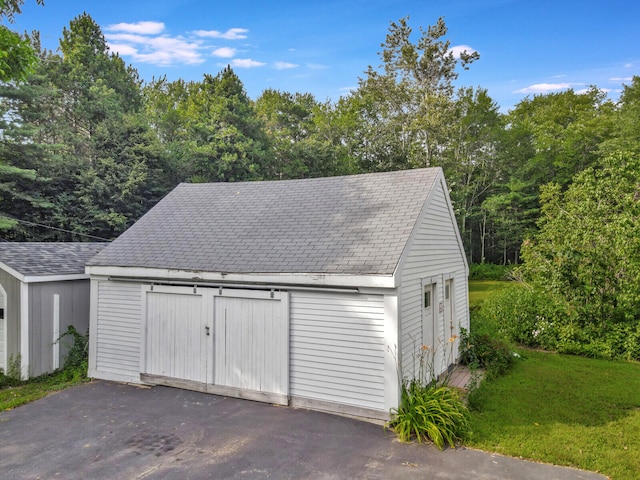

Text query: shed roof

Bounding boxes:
[88,168,441,276]
[0,242,108,279]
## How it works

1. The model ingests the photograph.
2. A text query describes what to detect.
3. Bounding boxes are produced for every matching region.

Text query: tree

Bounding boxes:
[600,76,640,156]
[0,0,44,81]
[188,67,271,182]
[352,16,479,172]
[445,87,503,263]
[0,13,166,240]
[520,152,640,329]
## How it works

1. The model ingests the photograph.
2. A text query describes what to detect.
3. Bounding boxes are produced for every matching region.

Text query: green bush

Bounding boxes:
[473,282,640,360]
[387,380,471,449]
[56,326,89,379]
[459,327,515,378]
[469,263,513,281]
[474,284,570,350]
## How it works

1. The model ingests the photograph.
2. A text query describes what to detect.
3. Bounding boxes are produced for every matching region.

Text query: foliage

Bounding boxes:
[0,0,44,82]
[0,368,88,410]
[387,380,471,449]
[468,263,512,281]
[388,339,471,449]
[0,354,22,388]
[468,349,640,480]
[459,327,515,379]
[517,152,640,359]
[0,326,90,410]
[56,325,89,373]
[351,16,479,172]
[473,284,569,349]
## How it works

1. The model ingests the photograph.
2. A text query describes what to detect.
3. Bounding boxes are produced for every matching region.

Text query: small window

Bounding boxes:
[423,289,431,308]
[445,284,450,300]
[0,307,4,319]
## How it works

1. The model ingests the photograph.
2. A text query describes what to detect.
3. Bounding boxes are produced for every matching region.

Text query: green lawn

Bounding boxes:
[468,280,510,306]
[468,350,640,480]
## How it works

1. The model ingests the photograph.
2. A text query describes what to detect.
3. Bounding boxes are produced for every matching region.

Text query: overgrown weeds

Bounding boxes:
[0,326,90,410]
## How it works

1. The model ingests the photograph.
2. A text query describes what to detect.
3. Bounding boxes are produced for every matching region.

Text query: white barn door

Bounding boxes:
[213,291,288,404]
[144,287,211,384]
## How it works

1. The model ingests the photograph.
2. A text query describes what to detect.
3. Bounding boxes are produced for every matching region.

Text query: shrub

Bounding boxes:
[56,326,89,380]
[459,327,515,378]
[474,284,570,350]
[469,263,513,281]
[473,282,640,360]
[387,380,471,449]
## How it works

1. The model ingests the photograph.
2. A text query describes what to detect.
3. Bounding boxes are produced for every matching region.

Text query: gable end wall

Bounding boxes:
[397,176,469,381]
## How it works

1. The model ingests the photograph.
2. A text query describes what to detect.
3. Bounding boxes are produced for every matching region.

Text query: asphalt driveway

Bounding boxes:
[0,381,606,480]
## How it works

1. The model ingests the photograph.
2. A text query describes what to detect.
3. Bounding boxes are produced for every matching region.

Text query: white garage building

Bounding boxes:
[86,168,469,420]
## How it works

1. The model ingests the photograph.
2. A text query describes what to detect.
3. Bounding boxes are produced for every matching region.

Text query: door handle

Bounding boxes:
[205,326,210,336]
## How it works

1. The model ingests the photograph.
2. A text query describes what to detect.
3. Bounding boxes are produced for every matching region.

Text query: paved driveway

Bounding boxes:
[0,381,605,480]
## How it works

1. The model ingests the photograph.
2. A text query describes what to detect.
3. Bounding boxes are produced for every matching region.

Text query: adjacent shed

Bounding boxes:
[86,168,469,420]
[0,242,107,378]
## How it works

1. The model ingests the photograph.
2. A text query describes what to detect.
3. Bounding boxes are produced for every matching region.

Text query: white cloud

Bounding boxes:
[231,58,266,68]
[106,32,205,66]
[104,21,254,68]
[106,21,165,35]
[193,28,248,40]
[107,43,138,56]
[307,63,328,70]
[609,76,633,82]
[449,45,477,58]
[212,47,236,58]
[274,61,298,70]
[514,83,575,94]
[624,63,633,68]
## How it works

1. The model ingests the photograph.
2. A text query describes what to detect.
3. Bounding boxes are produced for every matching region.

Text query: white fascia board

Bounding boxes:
[0,262,25,282]
[85,265,397,289]
[22,274,90,283]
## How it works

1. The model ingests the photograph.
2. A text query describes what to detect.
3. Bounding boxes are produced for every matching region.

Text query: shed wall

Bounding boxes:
[27,280,91,377]
[90,280,390,415]
[90,280,142,382]
[289,290,386,412]
[398,177,469,381]
[0,270,21,373]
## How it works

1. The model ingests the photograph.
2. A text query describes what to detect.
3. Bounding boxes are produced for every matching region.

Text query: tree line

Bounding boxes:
[1,12,638,267]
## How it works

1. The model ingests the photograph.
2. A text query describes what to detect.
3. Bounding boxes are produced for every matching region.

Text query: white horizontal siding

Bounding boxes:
[95,281,141,377]
[399,177,468,380]
[290,291,385,411]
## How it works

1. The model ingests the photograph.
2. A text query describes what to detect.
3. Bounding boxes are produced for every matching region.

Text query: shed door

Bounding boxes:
[214,294,288,401]
[144,288,211,384]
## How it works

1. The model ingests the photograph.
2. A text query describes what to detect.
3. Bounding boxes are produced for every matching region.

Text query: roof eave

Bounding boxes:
[86,265,398,289]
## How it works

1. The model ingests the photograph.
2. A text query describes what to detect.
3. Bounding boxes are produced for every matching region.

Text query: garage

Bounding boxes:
[87,168,470,420]
[139,285,289,405]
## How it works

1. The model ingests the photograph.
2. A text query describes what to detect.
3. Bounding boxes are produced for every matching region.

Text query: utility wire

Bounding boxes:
[9,217,111,241]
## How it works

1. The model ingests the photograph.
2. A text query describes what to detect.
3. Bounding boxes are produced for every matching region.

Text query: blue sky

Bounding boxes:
[8,0,640,111]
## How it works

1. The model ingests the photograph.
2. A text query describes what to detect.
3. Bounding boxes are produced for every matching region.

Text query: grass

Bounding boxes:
[0,369,88,411]
[468,349,640,479]
[468,280,510,307]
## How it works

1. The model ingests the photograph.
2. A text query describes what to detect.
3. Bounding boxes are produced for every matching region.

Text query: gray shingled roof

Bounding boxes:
[88,168,440,276]
[0,242,108,277]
